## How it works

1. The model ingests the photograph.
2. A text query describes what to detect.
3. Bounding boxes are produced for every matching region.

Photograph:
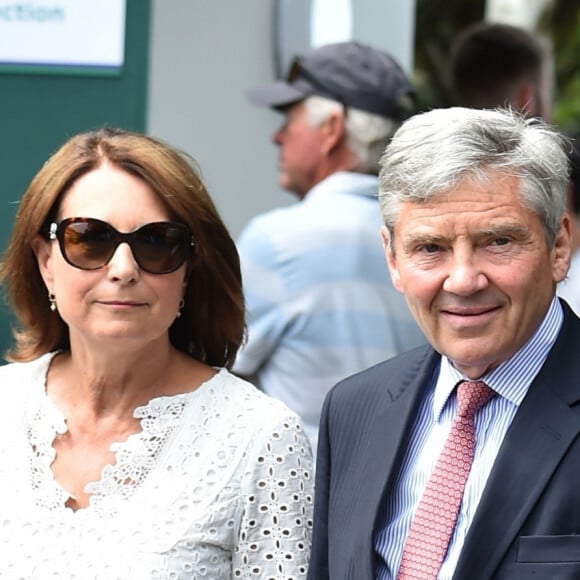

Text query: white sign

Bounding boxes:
[0,1,126,73]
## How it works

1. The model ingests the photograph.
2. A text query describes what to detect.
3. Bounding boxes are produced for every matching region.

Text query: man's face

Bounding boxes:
[273,101,326,199]
[383,172,571,378]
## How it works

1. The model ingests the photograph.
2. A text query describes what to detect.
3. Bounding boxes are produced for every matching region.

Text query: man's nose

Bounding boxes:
[272,126,285,144]
[442,252,488,295]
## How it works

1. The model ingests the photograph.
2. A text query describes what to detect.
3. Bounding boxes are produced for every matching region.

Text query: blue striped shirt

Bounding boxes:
[374,296,564,579]
[233,172,425,456]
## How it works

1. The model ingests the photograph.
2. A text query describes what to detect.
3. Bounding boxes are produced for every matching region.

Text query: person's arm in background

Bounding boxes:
[232,216,290,386]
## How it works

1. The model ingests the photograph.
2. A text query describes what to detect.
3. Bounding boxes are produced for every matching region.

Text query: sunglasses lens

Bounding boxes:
[132,223,190,274]
[56,219,192,274]
[62,220,116,270]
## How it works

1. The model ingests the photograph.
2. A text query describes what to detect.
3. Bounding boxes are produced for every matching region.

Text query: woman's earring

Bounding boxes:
[176,298,185,318]
[48,291,57,312]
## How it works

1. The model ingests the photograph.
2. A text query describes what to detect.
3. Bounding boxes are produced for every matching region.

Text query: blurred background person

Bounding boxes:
[233,41,426,454]
[0,128,313,578]
[449,21,554,120]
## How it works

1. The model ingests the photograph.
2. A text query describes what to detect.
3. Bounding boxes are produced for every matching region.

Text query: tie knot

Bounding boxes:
[456,380,495,418]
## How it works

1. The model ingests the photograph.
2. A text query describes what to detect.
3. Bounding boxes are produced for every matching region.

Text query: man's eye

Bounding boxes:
[419,244,440,253]
[490,237,510,246]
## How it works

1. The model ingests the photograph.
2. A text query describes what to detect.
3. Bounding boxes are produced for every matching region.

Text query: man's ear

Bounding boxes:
[381,226,403,292]
[552,213,572,284]
[31,234,54,291]
[320,111,345,156]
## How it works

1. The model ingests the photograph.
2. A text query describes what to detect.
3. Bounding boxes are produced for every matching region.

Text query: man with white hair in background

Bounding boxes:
[233,41,425,454]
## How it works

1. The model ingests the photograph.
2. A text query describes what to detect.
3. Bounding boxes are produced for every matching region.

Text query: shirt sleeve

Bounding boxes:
[232,411,314,579]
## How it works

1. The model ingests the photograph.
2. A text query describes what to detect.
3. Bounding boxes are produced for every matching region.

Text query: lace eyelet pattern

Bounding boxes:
[0,353,314,579]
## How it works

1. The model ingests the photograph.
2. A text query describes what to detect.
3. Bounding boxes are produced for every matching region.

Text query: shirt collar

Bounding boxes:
[305,171,378,200]
[433,296,564,420]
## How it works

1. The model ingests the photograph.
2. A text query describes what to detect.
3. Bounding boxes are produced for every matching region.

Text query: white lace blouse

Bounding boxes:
[0,352,314,579]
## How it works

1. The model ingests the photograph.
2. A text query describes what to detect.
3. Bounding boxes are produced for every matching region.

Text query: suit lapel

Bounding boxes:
[352,348,440,576]
[369,349,439,518]
[453,308,580,579]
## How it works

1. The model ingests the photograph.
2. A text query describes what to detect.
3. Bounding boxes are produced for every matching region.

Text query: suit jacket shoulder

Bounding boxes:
[325,344,437,417]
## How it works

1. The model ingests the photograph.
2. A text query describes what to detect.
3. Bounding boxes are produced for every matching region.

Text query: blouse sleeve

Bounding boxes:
[232,412,314,579]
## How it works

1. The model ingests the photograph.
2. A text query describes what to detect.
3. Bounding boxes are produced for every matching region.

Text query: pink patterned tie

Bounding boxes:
[396,380,495,580]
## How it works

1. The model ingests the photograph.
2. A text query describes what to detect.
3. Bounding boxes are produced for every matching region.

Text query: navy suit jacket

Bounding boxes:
[308,301,580,579]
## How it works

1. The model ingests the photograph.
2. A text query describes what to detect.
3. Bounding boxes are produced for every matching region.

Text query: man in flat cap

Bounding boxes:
[233,41,425,455]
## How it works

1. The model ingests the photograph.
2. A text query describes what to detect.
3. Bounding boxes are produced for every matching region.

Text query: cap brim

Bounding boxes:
[245,81,308,109]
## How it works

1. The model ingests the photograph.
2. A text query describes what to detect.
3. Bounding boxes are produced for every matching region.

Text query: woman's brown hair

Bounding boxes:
[0,128,245,368]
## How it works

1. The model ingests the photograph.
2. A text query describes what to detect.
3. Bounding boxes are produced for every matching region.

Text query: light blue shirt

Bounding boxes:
[233,172,425,454]
[374,296,564,579]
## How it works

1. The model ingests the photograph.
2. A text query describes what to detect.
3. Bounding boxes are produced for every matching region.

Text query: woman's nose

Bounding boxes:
[106,243,140,283]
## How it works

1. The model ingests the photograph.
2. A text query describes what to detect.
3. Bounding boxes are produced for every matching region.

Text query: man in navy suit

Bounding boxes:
[308,107,578,579]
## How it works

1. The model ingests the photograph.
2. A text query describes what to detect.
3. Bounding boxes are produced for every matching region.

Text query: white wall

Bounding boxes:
[147,0,415,239]
[147,0,292,238]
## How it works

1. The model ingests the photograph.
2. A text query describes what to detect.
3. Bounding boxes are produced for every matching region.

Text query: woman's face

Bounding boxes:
[34,162,188,351]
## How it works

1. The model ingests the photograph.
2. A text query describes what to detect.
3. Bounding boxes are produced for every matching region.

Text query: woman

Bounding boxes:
[0,128,313,578]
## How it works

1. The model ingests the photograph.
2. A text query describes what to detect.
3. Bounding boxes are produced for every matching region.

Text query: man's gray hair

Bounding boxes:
[304,95,400,175]
[378,107,570,247]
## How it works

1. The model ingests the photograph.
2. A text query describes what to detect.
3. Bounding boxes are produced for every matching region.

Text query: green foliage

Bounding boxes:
[550,2,580,133]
